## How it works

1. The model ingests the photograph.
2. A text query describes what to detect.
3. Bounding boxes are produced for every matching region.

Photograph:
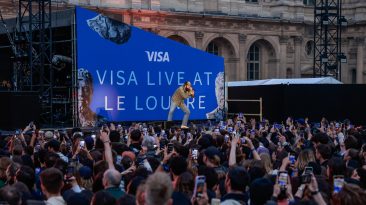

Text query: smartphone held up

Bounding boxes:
[193,176,206,198]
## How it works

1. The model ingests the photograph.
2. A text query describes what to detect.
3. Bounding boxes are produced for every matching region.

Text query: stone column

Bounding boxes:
[238,34,247,80]
[279,36,289,78]
[293,36,303,78]
[195,31,204,50]
[226,58,240,81]
[356,37,364,84]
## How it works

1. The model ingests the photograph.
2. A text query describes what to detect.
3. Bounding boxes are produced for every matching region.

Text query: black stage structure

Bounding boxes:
[228,84,366,125]
[0,92,40,130]
[314,0,348,80]
[0,2,75,129]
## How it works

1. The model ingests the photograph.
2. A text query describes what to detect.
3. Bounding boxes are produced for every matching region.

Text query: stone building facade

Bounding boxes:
[2,0,366,83]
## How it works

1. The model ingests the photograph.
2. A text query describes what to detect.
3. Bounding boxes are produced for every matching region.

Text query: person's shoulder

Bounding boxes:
[26,200,46,205]
[220,199,243,205]
[172,191,191,205]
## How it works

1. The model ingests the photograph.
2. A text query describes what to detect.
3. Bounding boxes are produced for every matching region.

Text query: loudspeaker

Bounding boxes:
[0,92,40,130]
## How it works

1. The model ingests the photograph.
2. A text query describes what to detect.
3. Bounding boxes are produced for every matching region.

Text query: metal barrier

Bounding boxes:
[226,97,263,121]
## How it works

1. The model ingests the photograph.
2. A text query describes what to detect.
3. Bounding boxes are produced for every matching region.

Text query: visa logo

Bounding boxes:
[145,51,170,62]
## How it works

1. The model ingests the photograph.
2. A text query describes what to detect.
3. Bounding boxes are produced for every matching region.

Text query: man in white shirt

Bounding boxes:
[40,168,66,205]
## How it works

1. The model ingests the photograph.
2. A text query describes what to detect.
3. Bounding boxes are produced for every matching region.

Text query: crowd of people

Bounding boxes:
[0,115,365,205]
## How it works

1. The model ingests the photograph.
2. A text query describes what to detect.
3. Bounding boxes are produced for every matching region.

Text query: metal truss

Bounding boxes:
[17,0,54,125]
[314,0,346,81]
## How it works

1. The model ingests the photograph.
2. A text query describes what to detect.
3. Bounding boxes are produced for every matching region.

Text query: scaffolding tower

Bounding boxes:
[16,0,53,125]
[313,0,347,81]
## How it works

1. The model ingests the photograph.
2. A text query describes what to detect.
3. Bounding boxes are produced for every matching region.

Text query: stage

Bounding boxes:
[228,84,366,125]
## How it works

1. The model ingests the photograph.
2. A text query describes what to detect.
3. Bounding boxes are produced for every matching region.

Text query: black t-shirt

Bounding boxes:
[172,191,191,205]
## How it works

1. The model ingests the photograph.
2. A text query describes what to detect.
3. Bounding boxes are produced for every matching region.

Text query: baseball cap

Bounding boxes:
[78,166,92,180]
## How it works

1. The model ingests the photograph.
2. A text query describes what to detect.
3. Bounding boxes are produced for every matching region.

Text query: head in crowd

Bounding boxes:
[0,186,22,205]
[103,169,121,189]
[225,166,250,193]
[250,178,274,205]
[316,144,332,162]
[333,184,366,205]
[297,149,316,172]
[145,172,173,205]
[0,157,11,181]
[170,156,187,177]
[15,165,35,192]
[130,130,142,143]
[40,168,64,198]
[203,146,221,167]
[175,171,194,199]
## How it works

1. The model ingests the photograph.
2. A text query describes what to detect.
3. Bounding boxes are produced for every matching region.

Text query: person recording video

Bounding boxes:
[167,81,195,129]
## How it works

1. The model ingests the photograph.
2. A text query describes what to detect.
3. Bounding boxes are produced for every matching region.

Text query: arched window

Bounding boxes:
[286,68,293,78]
[247,44,260,80]
[351,68,356,84]
[206,42,219,56]
[305,41,315,57]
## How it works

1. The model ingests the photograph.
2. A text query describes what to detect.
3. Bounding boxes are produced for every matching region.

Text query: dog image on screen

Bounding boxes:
[87,14,131,45]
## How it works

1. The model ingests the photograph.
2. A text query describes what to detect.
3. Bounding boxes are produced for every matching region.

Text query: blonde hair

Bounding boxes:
[80,178,93,191]
[208,155,221,166]
[297,149,316,171]
[260,153,273,174]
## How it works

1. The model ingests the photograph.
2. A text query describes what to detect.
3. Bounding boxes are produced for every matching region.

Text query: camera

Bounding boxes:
[192,149,198,160]
[334,175,344,193]
[289,155,296,165]
[227,127,233,133]
[193,176,206,198]
[278,171,288,189]
[29,121,34,129]
[66,166,74,179]
[167,143,174,153]
[301,166,313,184]
[274,123,283,130]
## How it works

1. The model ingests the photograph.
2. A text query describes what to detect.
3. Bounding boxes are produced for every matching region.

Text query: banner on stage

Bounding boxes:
[76,7,224,126]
